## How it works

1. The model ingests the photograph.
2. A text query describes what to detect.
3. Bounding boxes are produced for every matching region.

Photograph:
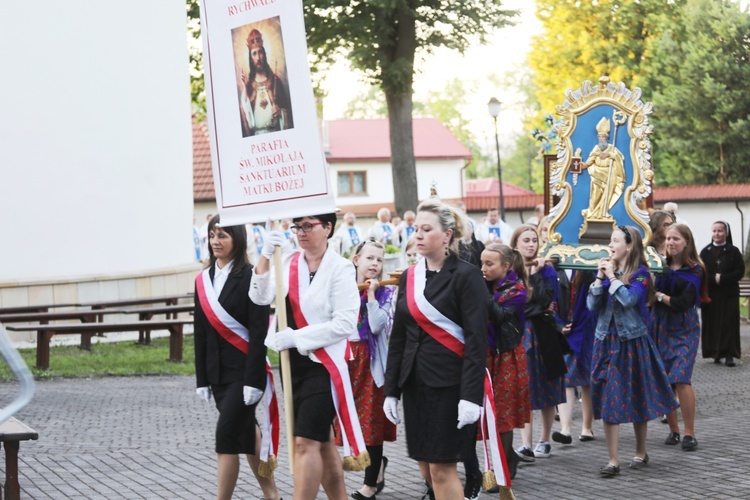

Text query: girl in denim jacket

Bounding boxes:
[587,226,678,476]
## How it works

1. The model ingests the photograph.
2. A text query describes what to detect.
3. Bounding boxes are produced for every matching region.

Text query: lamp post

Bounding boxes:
[487,97,506,221]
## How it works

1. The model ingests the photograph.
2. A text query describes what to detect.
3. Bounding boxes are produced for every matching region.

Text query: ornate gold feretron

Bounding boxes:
[542,76,662,270]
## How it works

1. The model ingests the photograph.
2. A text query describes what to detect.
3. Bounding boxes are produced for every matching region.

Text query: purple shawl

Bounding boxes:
[356,285,395,359]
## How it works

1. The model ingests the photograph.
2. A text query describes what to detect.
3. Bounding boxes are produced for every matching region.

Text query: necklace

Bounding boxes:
[309,271,316,282]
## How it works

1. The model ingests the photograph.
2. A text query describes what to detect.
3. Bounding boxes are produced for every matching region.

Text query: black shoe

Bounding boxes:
[714,358,722,364]
[660,415,668,424]
[682,435,698,451]
[552,431,573,444]
[421,481,435,500]
[507,450,519,480]
[463,472,482,500]
[351,492,376,500]
[629,453,649,470]
[579,433,595,442]
[515,446,536,463]
[725,357,736,367]
[375,456,388,494]
[599,463,620,476]
[665,432,681,445]
[486,485,500,494]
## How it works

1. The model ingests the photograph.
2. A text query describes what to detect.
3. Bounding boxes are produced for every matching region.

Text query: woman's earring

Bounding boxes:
[444,243,449,256]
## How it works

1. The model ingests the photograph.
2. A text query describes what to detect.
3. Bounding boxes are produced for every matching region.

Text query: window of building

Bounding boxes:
[338,171,366,196]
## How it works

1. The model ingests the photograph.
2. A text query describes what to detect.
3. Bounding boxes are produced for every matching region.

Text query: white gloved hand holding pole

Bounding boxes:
[383,396,401,425]
[196,386,212,403]
[261,230,289,260]
[457,399,481,429]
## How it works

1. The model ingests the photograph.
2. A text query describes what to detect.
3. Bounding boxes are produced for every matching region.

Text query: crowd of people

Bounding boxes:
[192,201,743,499]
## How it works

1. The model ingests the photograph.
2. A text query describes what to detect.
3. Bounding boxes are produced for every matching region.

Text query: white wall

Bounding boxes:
[0,1,193,282]
[676,201,750,252]
[330,159,465,207]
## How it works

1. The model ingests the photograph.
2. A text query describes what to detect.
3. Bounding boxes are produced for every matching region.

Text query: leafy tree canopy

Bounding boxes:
[528,0,685,117]
[648,0,750,185]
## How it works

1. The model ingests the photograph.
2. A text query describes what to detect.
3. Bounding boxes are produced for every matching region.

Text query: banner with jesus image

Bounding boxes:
[199,0,335,225]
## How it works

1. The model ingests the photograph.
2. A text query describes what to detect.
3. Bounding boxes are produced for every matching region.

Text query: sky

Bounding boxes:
[319,0,542,151]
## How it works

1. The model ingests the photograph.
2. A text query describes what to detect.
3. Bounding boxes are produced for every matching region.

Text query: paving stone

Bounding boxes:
[3,326,749,498]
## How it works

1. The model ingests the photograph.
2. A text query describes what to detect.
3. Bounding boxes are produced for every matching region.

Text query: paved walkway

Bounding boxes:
[2,326,749,499]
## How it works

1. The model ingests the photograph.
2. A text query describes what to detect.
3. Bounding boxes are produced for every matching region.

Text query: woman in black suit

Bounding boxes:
[194,215,280,500]
[384,200,488,500]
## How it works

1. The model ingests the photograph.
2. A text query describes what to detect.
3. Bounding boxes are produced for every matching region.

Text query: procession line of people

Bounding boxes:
[193,208,736,499]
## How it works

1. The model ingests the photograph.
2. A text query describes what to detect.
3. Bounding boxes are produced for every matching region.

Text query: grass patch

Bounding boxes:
[0,335,280,381]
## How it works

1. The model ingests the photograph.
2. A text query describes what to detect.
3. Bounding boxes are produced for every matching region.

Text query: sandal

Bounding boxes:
[599,463,620,476]
[629,453,649,470]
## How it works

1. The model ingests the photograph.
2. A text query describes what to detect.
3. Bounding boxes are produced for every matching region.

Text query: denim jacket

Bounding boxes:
[586,266,651,341]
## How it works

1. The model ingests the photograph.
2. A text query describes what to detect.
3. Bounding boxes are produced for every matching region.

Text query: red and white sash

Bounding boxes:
[480,369,511,488]
[259,356,280,467]
[405,259,465,356]
[288,253,367,464]
[196,269,249,352]
[195,269,280,472]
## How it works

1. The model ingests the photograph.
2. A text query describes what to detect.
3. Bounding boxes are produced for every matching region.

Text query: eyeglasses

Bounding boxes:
[290,221,323,234]
[617,225,632,244]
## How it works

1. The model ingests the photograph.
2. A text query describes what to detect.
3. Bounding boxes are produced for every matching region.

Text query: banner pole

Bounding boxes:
[272,220,295,474]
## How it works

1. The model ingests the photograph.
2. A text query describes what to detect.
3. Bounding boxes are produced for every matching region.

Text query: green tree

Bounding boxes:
[528,0,685,117]
[186,0,205,120]
[649,0,750,185]
[342,86,388,119]
[341,78,493,179]
[304,0,516,215]
[417,79,493,180]
[503,133,544,193]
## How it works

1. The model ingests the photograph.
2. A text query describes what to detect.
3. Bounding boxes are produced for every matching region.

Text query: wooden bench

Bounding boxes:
[5,319,192,370]
[120,304,194,345]
[0,303,79,315]
[78,293,193,311]
[740,277,750,322]
[0,417,38,500]
[0,308,126,349]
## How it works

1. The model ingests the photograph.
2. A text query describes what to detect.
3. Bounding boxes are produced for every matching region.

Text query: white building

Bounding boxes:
[0,2,197,323]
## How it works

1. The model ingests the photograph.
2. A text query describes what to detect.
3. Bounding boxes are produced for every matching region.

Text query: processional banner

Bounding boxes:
[199,0,335,225]
[542,76,663,270]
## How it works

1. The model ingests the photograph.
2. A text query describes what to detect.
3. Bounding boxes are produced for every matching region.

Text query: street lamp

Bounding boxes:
[487,97,506,221]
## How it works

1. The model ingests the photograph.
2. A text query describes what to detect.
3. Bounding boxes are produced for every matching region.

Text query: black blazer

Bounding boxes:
[194,264,269,388]
[384,255,488,405]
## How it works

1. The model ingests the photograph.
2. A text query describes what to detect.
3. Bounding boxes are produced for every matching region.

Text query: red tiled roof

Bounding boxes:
[337,199,463,217]
[463,194,545,212]
[193,120,215,202]
[653,184,750,202]
[326,118,472,162]
[465,178,535,197]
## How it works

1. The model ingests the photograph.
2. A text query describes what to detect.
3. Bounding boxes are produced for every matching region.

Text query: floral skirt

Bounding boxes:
[335,342,396,446]
[650,307,700,384]
[522,324,566,410]
[591,328,679,424]
[487,343,531,433]
[564,351,591,388]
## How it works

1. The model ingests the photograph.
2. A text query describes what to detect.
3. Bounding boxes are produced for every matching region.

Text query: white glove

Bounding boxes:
[275,327,297,350]
[243,386,264,406]
[196,386,212,403]
[261,230,289,260]
[383,396,401,425]
[457,399,481,429]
